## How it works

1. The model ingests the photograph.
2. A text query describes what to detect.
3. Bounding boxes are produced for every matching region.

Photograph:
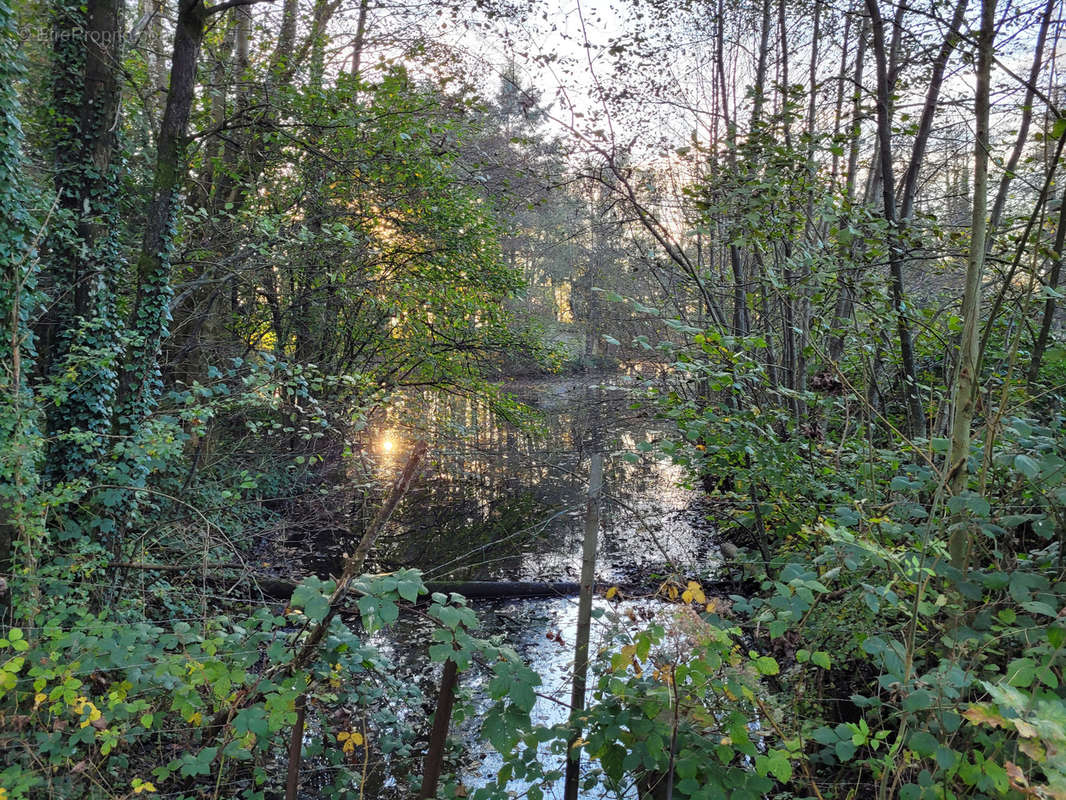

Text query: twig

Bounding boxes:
[280,440,427,676]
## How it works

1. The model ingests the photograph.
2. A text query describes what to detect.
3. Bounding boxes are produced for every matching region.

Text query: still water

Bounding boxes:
[310,375,723,797]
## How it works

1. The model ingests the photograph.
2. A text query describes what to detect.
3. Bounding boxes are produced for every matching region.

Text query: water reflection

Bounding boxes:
[313,376,716,584]
[303,376,720,798]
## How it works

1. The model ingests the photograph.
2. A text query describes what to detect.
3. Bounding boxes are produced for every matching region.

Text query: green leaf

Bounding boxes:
[1049,626,1065,649]
[812,651,831,669]
[1020,601,1057,618]
[1036,665,1059,688]
[303,594,330,622]
[947,492,990,517]
[1013,454,1040,479]
[509,680,536,712]
[1006,657,1036,688]
[395,577,422,603]
[755,750,792,782]
[291,578,334,622]
[1053,116,1066,140]
[903,689,932,712]
[754,656,780,675]
[835,739,856,761]
[908,731,938,757]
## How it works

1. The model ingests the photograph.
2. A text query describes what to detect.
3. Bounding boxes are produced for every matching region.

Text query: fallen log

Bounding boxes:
[109,564,745,602]
[425,580,586,598]
[246,577,611,600]
[248,577,742,602]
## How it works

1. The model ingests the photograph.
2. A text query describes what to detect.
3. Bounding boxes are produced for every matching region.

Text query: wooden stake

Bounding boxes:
[419,657,459,799]
[284,693,307,800]
[564,453,603,800]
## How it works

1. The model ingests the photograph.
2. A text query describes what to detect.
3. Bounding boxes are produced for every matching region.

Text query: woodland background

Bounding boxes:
[1,0,1065,795]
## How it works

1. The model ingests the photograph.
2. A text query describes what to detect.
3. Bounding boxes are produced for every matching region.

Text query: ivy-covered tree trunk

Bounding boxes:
[107,0,218,557]
[0,0,43,575]
[42,0,124,487]
[117,0,210,430]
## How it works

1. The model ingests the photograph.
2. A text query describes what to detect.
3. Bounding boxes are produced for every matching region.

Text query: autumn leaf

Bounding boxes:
[962,703,1009,729]
[1005,761,1029,790]
[338,730,365,753]
[1012,718,1039,739]
[1019,738,1046,762]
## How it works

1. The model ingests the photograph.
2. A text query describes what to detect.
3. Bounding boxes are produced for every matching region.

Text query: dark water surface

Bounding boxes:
[307,375,723,797]
[338,375,718,583]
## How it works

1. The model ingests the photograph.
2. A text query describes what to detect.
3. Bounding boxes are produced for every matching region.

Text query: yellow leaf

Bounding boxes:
[605,586,618,600]
[33,692,46,709]
[132,781,157,794]
[1019,738,1046,762]
[73,697,102,728]
[338,730,363,753]
[681,589,694,603]
[1013,719,1039,739]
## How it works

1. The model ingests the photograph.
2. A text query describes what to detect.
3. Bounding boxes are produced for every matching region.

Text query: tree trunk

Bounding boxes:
[827,11,867,363]
[351,0,368,78]
[865,0,926,438]
[1027,181,1066,385]
[947,0,996,569]
[42,0,125,485]
[897,0,969,223]
[118,0,210,431]
[987,0,1054,241]
[752,0,772,131]
[0,0,41,577]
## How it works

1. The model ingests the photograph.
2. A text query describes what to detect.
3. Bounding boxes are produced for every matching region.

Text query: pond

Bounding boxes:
[308,374,726,797]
